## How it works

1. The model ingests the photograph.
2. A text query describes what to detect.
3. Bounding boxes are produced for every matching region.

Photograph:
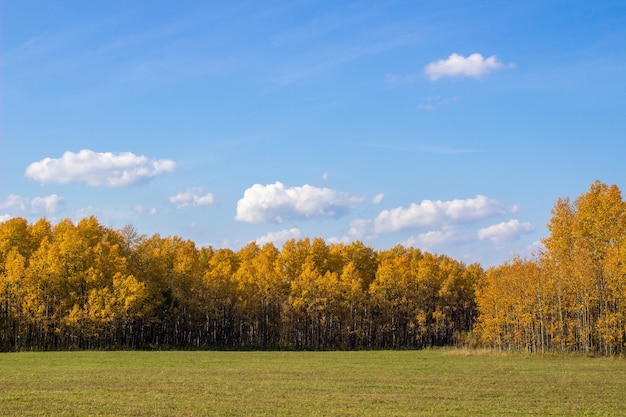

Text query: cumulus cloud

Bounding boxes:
[0,194,64,215]
[478,219,534,244]
[344,218,374,241]
[169,187,214,208]
[425,53,510,80]
[255,228,302,246]
[235,181,364,224]
[373,195,513,234]
[403,230,458,249]
[25,149,176,187]
[30,194,64,214]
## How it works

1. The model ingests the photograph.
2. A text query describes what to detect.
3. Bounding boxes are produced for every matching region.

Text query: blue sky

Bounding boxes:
[2,1,625,267]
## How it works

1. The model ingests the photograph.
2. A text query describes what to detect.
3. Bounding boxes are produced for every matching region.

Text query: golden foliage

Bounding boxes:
[476,181,626,354]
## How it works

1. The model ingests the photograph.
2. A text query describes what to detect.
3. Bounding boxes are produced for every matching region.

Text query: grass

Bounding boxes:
[1,349,625,416]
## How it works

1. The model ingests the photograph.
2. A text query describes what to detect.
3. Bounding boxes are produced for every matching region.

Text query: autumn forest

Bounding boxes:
[1,181,625,354]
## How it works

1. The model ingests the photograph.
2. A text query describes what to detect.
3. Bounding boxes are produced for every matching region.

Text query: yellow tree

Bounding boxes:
[336,260,369,348]
[233,242,263,346]
[285,256,316,349]
[439,261,484,346]
[597,239,626,354]
[168,237,204,346]
[276,238,311,284]
[254,243,288,347]
[369,245,419,348]
[330,241,378,291]
[572,181,626,353]
[129,234,204,347]
[286,255,341,349]
[234,242,286,348]
[110,272,148,347]
[0,218,31,264]
[475,258,542,352]
[201,247,239,346]
[29,218,53,251]
[0,248,27,349]
[0,217,52,265]
[81,225,148,348]
[277,238,313,348]
[541,181,626,353]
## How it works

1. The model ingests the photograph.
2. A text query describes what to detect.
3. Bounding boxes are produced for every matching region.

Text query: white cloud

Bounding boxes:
[169,187,214,208]
[0,194,28,211]
[373,195,512,234]
[75,206,99,220]
[372,193,385,204]
[0,194,64,216]
[134,205,158,216]
[255,228,301,246]
[25,149,176,187]
[345,218,374,241]
[425,53,510,80]
[235,181,364,224]
[327,236,349,245]
[478,219,534,244]
[403,230,458,250]
[30,194,64,214]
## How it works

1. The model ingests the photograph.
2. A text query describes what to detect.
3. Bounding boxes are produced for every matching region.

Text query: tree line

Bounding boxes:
[0,217,480,351]
[1,181,625,354]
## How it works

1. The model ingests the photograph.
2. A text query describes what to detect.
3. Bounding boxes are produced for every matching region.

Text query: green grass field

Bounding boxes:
[1,349,624,416]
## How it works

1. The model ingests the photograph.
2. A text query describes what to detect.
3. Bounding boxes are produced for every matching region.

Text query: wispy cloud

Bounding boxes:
[134,205,158,216]
[270,34,416,84]
[169,187,214,208]
[0,195,28,212]
[372,193,384,204]
[25,150,176,187]
[235,181,364,224]
[30,195,65,214]
[267,4,419,86]
[0,194,64,216]
[425,53,512,80]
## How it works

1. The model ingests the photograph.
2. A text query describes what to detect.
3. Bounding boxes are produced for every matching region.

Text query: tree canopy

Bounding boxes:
[0,219,481,351]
